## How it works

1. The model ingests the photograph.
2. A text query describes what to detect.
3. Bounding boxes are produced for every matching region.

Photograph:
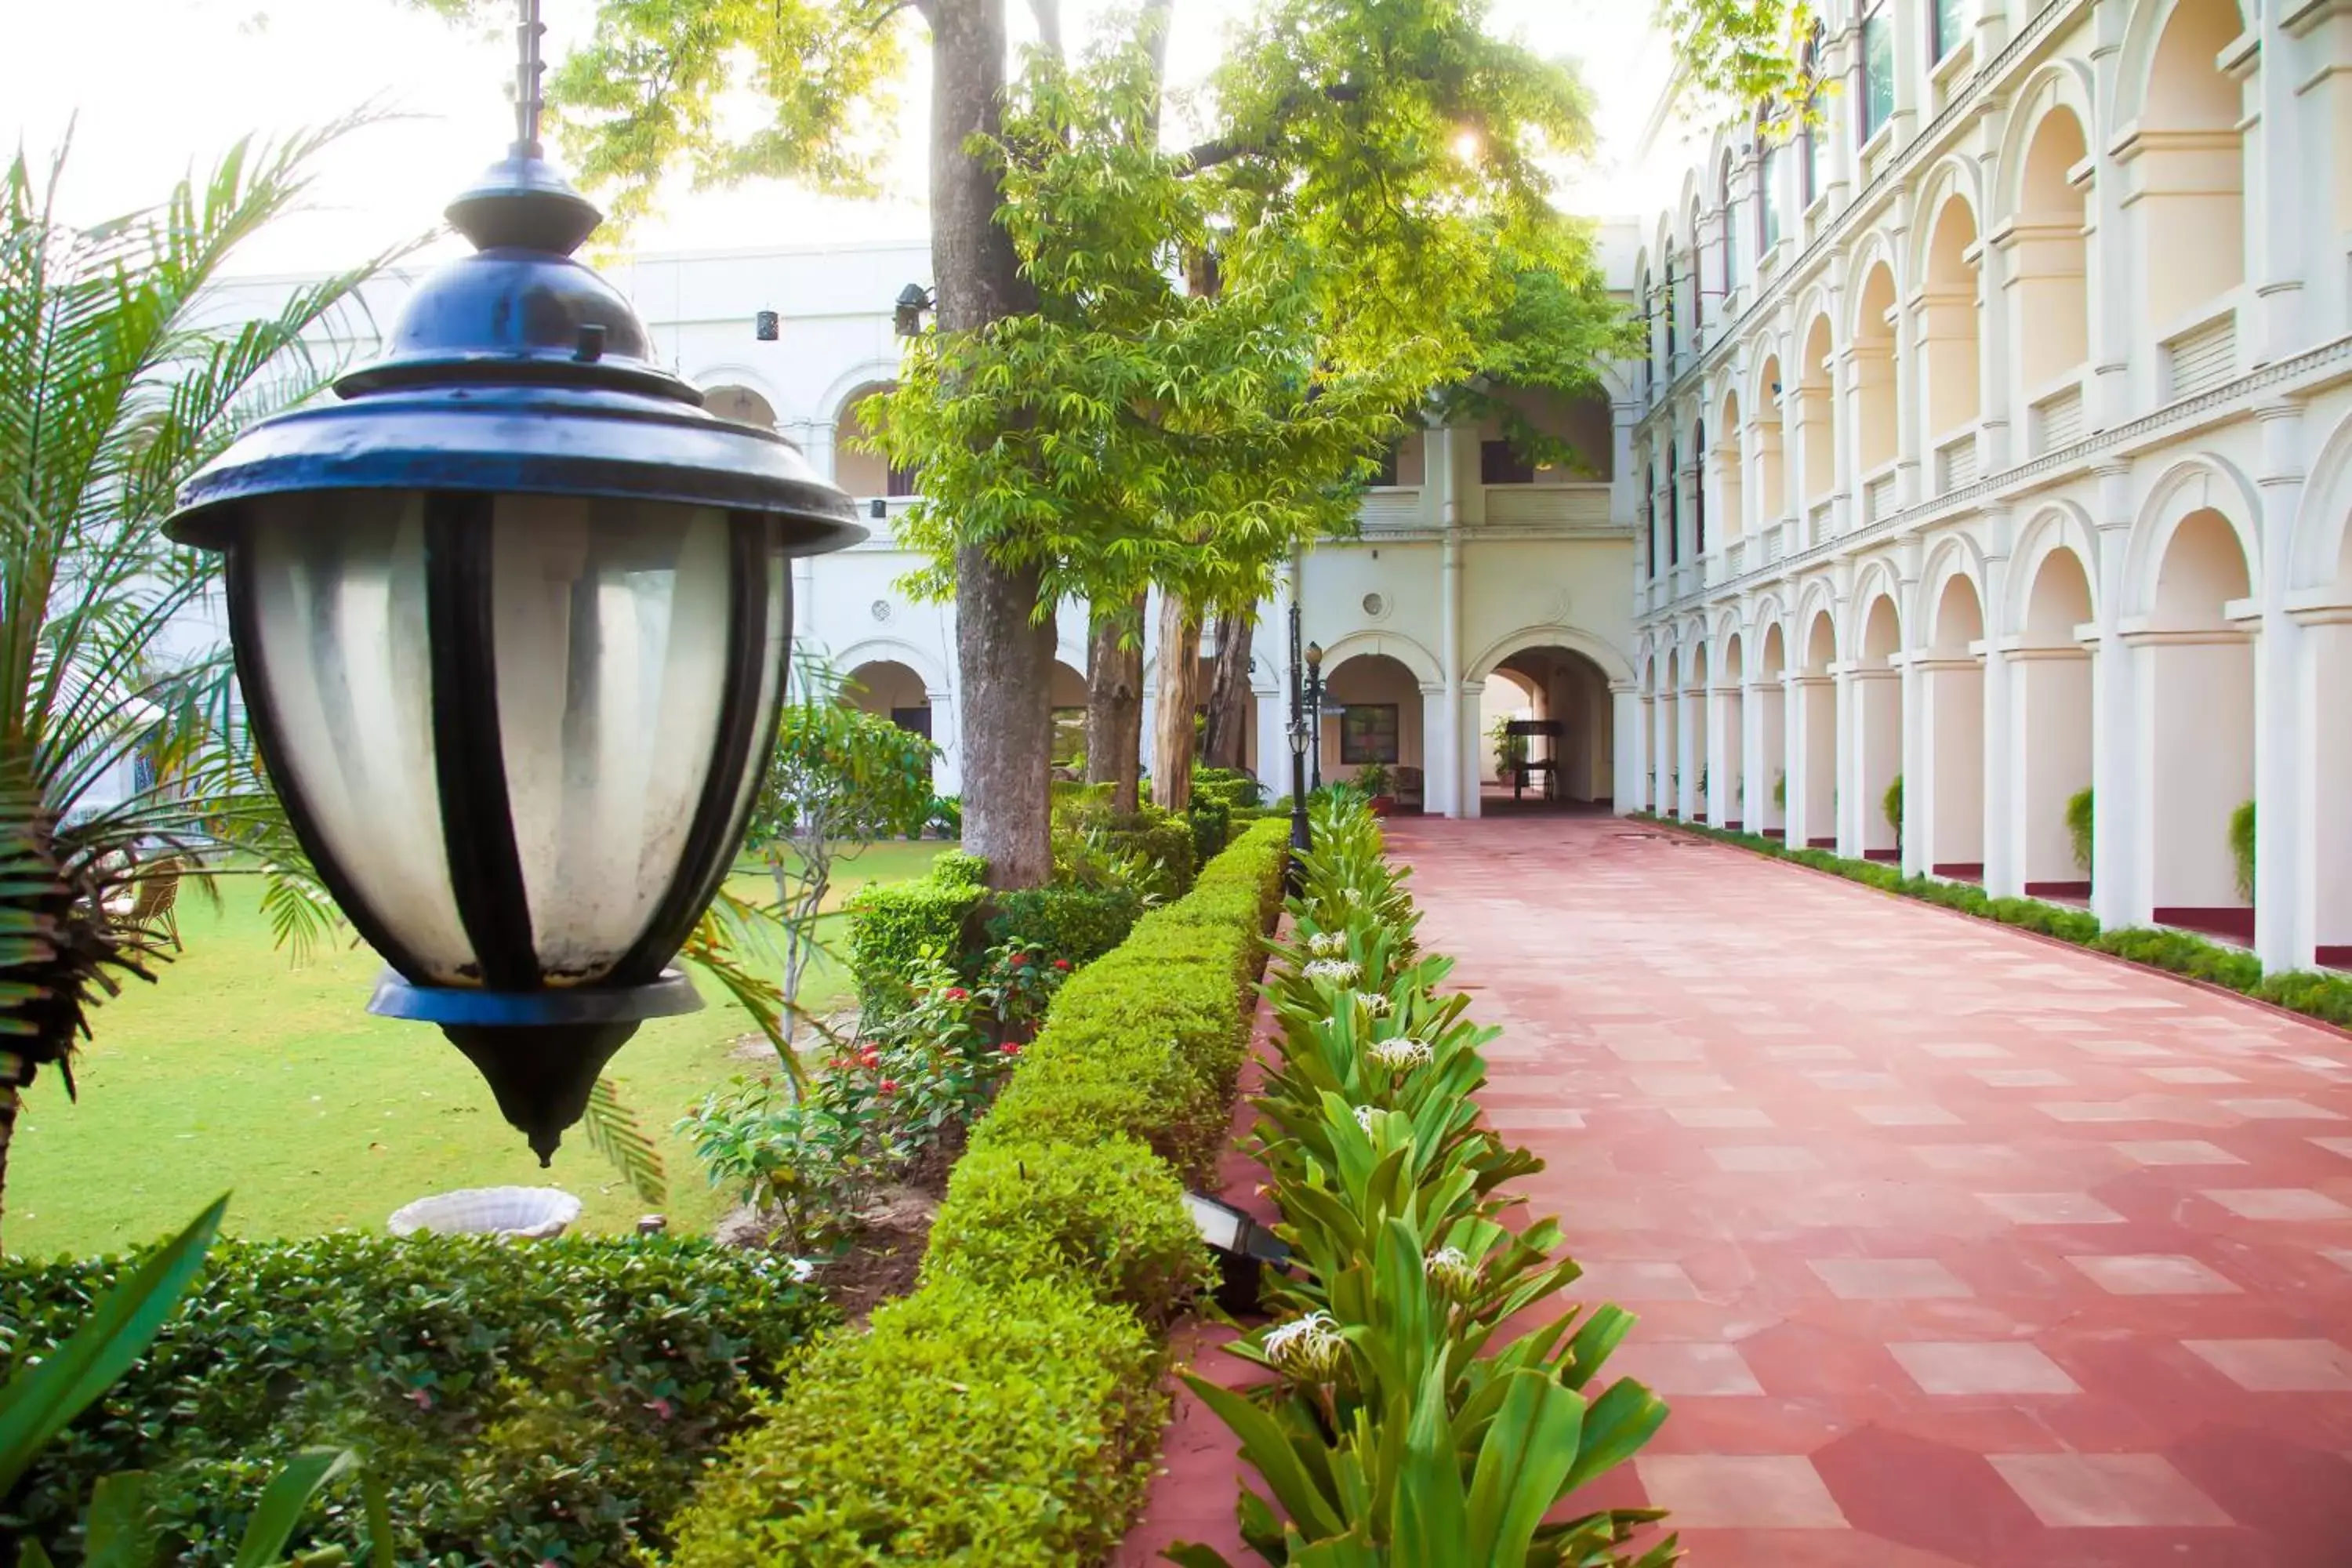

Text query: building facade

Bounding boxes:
[176,0,2350,972]
[1624,0,2352,973]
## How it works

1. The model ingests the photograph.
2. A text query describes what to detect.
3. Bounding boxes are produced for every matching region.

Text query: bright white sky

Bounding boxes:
[9,0,1671,276]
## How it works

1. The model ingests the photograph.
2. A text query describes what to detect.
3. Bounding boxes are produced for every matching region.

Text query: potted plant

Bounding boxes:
[1355,760,1396,815]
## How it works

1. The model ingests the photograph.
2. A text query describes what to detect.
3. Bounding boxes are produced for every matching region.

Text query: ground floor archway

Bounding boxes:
[1475,643,1615,811]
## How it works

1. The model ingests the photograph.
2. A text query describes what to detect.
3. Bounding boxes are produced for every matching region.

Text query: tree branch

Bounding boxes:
[1180,82,1364,172]
[1029,0,1063,60]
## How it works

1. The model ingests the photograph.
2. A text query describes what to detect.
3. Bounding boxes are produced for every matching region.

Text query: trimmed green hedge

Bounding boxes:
[845,874,988,1016]
[1643,815,2352,1031]
[0,1236,829,1567]
[984,883,1143,970]
[668,818,1293,1563]
[666,1279,1162,1567]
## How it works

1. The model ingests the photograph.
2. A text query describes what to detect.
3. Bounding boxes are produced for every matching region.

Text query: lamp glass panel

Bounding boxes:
[244,491,476,982]
[491,496,735,984]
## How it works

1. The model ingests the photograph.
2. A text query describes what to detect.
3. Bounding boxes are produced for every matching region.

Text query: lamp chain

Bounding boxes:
[514,0,546,156]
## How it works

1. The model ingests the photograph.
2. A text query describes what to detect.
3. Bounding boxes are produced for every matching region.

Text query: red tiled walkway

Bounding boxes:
[1381,815,2352,1566]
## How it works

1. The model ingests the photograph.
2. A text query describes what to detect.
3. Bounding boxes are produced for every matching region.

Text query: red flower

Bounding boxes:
[1000,1042,1022,1057]
[1008,952,1027,967]
[645,1396,677,1421]
[945,986,969,1002]
[878,1078,898,1094]
[1052,958,1071,971]
[408,1388,433,1410]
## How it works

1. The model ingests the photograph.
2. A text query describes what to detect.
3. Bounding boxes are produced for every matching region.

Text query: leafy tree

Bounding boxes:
[743,655,940,1059]
[426,0,1630,882]
[0,127,401,1245]
[1655,0,1818,117]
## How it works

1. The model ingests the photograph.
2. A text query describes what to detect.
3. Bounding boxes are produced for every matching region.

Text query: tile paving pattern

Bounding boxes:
[1119,815,2352,1566]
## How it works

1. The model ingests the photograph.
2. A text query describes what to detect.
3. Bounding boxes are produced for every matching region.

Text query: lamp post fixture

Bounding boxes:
[164,0,863,1161]
[1286,599,1312,887]
[1302,640,1326,793]
[894,283,935,339]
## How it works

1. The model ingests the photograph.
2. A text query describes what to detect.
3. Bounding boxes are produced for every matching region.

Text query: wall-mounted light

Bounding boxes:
[894,283,934,339]
[753,309,780,342]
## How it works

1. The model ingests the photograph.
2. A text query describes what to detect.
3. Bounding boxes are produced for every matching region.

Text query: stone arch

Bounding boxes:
[2125,455,2263,620]
[1795,580,1840,672]
[832,377,907,499]
[2122,0,2249,325]
[1918,190,1984,445]
[1313,629,1445,691]
[1993,61,2100,219]
[2139,492,2256,920]
[814,356,910,432]
[1844,228,1904,332]
[1849,259,1902,477]
[833,635,951,697]
[1910,155,1986,291]
[1849,557,1907,659]
[1466,623,1635,687]
[2292,409,2352,593]
[1922,536,1990,651]
[1795,311,1838,504]
[2008,501,2103,634]
[1853,582,1906,856]
[702,383,780,430]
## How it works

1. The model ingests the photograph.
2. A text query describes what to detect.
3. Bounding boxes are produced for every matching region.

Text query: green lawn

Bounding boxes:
[4,840,949,1261]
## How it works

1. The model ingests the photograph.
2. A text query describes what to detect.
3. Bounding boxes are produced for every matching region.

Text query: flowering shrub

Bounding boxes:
[680,952,1014,1255]
[976,937,1071,1042]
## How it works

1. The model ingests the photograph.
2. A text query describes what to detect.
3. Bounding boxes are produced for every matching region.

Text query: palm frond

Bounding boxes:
[580,1076,669,1209]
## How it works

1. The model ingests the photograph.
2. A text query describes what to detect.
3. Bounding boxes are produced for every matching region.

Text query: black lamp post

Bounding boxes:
[1302,641,1326,793]
[164,0,863,1160]
[1286,599,1312,886]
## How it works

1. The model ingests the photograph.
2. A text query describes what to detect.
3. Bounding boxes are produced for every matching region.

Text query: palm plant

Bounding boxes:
[0,125,410,1243]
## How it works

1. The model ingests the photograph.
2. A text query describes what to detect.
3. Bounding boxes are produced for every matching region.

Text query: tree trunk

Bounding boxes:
[1202,612,1254,773]
[931,0,1054,887]
[1151,591,1204,811]
[1085,593,1146,813]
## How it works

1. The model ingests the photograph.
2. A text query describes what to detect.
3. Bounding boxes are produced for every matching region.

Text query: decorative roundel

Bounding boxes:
[870,598,892,622]
[1361,591,1388,619]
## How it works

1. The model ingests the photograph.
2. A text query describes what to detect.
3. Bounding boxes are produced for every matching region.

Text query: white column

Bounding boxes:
[1613,682,1643,814]
[2087,4,2136,423]
[2252,403,2307,968]
[1438,430,1466,819]
[1835,663,1863,857]
[2089,465,2141,927]
[1653,691,1675,815]
[927,688,962,798]
[1977,539,2015,894]
[2244,9,2303,365]
[1422,684,1459,818]
[1457,682,1487,818]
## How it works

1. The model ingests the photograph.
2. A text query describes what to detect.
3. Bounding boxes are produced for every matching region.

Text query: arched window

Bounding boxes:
[1719,154,1739,293]
[1689,199,1706,337]
[1667,438,1682,565]
[1755,107,1782,253]
[1637,264,1654,386]
[1646,461,1659,578]
[1932,0,1969,61]
[1664,250,1679,363]
[1858,2,1893,143]
[1693,419,1708,555]
[1800,23,1826,206]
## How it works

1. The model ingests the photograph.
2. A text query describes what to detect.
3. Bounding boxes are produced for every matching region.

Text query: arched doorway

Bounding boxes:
[2135,0,2246,332]
[1752,619,1788,837]
[705,383,779,430]
[1049,659,1087,776]
[2143,508,2255,937]
[1715,630,1744,828]
[1852,591,1904,859]
[833,383,915,500]
[844,659,936,786]
[1922,572,1986,877]
[1919,197,1981,493]
[1322,652,1422,804]
[1474,644,1616,812]
[2013,543,2095,897]
[1686,642,1711,821]
[1658,648,1682,818]
[1795,608,1838,847]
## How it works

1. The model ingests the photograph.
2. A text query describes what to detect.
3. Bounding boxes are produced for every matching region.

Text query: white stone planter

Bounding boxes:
[388,1186,583,1240]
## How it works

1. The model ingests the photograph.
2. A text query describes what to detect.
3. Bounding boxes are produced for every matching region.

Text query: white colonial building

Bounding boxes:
[180,0,2349,975]
[1624,0,2352,975]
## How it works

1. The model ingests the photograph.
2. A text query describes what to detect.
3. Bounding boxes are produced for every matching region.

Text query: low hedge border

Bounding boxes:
[667,818,1293,1566]
[1636,815,2352,1034]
